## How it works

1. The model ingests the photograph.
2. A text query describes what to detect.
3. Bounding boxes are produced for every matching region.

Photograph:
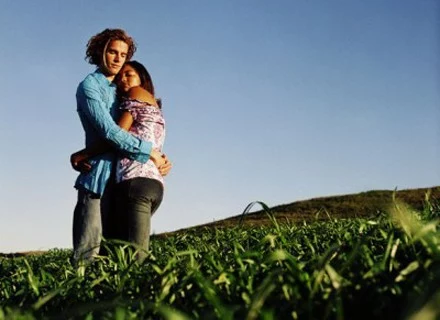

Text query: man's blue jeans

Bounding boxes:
[72,183,114,263]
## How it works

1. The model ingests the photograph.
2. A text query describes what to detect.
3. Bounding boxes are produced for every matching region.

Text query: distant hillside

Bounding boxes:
[158,186,440,236]
[3,186,439,257]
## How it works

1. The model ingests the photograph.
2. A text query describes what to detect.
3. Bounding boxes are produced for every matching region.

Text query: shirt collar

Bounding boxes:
[94,69,117,87]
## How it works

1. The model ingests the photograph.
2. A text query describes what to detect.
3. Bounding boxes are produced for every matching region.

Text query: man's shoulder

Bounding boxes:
[76,72,110,99]
[78,72,101,90]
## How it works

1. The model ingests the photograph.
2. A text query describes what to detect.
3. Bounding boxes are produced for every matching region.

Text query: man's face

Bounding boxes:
[102,40,129,77]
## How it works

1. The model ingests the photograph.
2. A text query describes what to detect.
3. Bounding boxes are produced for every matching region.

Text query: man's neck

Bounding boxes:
[98,67,115,82]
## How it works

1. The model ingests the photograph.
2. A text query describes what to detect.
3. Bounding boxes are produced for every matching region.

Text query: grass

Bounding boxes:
[0,188,439,319]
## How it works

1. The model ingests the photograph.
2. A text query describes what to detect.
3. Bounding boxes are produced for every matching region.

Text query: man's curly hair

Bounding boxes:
[85,28,136,66]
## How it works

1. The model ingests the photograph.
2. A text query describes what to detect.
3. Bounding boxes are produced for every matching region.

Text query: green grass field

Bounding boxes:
[1,192,439,320]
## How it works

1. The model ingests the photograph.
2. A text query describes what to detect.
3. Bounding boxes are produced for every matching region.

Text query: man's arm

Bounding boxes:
[71,109,167,170]
[76,79,151,163]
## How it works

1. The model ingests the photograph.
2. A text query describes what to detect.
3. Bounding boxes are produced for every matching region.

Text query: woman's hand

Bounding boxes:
[70,151,91,172]
[150,150,172,176]
[150,150,166,167]
[159,154,172,176]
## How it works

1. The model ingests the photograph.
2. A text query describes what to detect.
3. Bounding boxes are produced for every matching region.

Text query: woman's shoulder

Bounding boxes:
[127,87,157,106]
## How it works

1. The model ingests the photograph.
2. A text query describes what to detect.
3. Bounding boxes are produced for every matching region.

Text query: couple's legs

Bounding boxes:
[115,178,163,262]
[72,178,162,263]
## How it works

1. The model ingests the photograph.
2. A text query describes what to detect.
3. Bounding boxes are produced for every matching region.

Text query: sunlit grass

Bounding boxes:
[1,193,439,319]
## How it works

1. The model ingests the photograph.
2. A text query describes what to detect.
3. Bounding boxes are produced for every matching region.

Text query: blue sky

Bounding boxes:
[0,0,439,252]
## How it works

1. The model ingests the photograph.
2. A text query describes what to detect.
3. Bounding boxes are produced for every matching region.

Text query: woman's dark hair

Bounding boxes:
[117,60,162,108]
[125,61,155,95]
[85,28,136,66]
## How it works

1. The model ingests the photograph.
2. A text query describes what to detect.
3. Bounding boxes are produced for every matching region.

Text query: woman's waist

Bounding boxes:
[116,159,164,183]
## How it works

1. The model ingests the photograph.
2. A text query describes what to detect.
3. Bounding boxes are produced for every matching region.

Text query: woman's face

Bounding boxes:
[118,64,141,92]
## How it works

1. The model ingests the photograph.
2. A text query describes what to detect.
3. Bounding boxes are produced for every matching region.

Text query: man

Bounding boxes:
[71,28,170,263]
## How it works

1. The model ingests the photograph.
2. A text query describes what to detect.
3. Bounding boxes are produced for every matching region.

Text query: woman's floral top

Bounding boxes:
[116,98,165,185]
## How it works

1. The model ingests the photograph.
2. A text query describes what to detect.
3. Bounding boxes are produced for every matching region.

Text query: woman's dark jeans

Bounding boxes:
[110,177,163,262]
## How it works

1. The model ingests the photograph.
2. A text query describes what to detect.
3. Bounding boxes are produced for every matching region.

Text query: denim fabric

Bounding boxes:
[74,70,152,196]
[112,178,163,262]
[72,180,115,263]
[72,189,102,262]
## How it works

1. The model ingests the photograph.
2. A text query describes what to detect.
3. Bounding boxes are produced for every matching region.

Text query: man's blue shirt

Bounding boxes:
[74,70,152,196]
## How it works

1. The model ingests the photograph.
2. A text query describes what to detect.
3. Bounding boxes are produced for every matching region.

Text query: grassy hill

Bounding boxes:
[159,186,440,234]
[2,186,439,257]
[1,186,439,319]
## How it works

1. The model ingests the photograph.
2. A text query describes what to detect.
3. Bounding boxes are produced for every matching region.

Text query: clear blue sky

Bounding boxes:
[0,0,439,252]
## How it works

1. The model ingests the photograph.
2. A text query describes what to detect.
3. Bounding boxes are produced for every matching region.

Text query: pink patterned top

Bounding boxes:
[116,98,165,185]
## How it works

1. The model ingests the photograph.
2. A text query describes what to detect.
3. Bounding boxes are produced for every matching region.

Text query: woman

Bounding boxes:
[113,61,166,261]
[72,61,166,262]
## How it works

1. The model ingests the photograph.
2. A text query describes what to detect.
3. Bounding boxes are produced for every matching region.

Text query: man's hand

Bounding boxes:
[70,151,92,172]
[158,154,172,176]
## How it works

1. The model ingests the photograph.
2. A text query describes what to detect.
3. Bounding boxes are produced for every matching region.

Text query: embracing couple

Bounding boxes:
[70,28,171,264]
